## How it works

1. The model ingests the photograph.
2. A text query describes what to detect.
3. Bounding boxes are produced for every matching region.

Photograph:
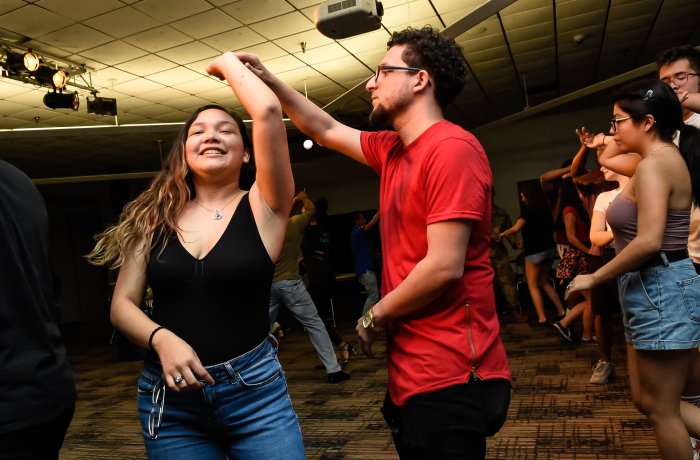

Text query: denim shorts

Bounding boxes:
[525,246,558,265]
[137,335,305,459]
[618,258,700,350]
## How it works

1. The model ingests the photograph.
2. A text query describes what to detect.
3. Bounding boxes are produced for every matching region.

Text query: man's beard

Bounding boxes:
[368,104,391,128]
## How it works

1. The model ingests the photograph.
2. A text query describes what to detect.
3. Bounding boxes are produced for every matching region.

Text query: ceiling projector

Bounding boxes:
[315,0,384,39]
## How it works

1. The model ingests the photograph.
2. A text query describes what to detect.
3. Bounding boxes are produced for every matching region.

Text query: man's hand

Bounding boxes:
[355,317,383,357]
[236,52,272,84]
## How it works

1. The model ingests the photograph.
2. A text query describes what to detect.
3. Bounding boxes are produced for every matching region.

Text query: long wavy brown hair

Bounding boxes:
[87,105,255,269]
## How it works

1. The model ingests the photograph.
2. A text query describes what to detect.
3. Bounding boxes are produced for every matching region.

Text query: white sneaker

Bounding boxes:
[589,360,612,384]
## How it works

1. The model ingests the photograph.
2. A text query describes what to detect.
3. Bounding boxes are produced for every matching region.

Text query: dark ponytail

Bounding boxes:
[678,123,700,205]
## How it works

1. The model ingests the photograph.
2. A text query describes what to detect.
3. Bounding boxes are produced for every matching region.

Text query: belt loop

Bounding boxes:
[660,251,670,266]
[268,333,279,350]
[223,361,237,381]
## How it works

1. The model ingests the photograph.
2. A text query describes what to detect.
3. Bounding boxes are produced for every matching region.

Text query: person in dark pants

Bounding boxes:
[0,160,76,460]
[238,25,512,459]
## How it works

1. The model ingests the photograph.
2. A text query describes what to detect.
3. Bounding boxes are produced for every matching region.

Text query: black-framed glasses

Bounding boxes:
[610,116,632,133]
[660,71,700,87]
[374,65,425,83]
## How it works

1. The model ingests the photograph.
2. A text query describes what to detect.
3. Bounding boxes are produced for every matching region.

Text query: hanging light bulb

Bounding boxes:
[23,50,40,72]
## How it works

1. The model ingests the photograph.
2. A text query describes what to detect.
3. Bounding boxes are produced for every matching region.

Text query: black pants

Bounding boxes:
[382,379,511,460]
[0,403,75,460]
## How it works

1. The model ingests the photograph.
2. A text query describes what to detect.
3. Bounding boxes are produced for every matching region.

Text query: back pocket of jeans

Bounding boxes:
[677,275,700,322]
[237,353,282,388]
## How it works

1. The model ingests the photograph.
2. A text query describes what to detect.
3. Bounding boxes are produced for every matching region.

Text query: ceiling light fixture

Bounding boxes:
[87,94,118,116]
[43,90,80,111]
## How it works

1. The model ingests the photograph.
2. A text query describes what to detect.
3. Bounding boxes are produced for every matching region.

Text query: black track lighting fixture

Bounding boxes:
[34,66,68,89]
[87,94,117,116]
[43,90,79,111]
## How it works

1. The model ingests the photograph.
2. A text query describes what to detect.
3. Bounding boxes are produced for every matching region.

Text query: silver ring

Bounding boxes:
[566,283,572,290]
[174,375,184,384]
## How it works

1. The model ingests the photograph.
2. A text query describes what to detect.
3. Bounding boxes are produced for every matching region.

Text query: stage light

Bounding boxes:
[87,96,117,116]
[52,70,67,88]
[23,50,39,71]
[43,90,79,111]
[303,139,313,149]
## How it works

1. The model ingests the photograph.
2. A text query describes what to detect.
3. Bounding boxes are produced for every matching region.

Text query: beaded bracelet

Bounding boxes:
[147,325,165,350]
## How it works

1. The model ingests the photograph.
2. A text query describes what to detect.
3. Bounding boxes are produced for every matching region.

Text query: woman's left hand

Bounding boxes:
[565,274,597,300]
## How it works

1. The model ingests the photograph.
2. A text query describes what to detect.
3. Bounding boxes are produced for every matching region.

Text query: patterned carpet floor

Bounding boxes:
[60,313,661,459]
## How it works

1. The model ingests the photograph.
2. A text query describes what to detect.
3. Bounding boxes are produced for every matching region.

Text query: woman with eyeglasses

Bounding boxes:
[87,52,305,459]
[567,79,700,459]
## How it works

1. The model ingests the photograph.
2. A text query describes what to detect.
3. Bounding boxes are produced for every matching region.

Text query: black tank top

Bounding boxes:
[147,194,273,365]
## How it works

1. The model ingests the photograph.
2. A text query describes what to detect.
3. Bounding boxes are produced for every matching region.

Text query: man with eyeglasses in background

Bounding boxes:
[657,44,700,460]
[237,25,512,459]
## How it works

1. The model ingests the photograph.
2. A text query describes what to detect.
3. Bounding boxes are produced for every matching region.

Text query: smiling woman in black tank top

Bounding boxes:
[88,53,305,459]
[566,80,700,460]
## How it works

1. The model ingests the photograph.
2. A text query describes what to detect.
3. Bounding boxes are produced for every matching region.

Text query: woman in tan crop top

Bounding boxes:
[567,79,700,460]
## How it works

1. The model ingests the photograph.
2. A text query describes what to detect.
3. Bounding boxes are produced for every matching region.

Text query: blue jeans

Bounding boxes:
[269,279,341,373]
[618,258,700,350]
[137,336,305,459]
[358,270,379,314]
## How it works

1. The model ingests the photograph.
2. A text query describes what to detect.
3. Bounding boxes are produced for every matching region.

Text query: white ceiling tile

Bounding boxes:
[0,4,73,37]
[312,55,373,83]
[79,40,149,66]
[122,26,193,53]
[170,9,242,39]
[115,112,148,124]
[505,23,553,44]
[153,111,190,122]
[286,0,323,9]
[157,42,220,65]
[0,99,34,117]
[35,0,124,22]
[207,0,238,5]
[146,67,204,86]
[201,27,268,52]
[127,103,179,118]
[337,29,391,54]
[131,0,213,23]
[260,54,308,74]
[90,67,140,88]
[17,39,73,59]
[117,54,178,76]
[37,24,113,53]
[171,76,227,93]
[115,96,154,111]
[354,49,387,68]
[83,7,161,38]
[112,77,166,96]
[139,86,191,103]
[556,10,607,33]
[274,30,335,54]
[502,0,549,14]
[0,116,36,129]
[160,94,211,111]
[509,35,554,55]
[249,12,313,40]
[241,42,288,61]
[382,1,438,28]
[0,0,23,16]
[220,0,295,25]
[294,43,350,65]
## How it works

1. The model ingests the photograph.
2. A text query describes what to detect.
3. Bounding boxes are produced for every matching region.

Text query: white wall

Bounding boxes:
[476,103,612,220]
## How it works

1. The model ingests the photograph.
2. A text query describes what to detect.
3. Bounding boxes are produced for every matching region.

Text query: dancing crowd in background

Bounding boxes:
[2,25,700,460]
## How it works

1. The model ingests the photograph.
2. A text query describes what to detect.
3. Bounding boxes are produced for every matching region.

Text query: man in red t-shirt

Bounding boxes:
[238,26,512,458]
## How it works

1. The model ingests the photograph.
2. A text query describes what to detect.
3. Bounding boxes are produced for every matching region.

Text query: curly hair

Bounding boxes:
[387,25,467,109]
[87,105,255,269]
[656,44,700,74]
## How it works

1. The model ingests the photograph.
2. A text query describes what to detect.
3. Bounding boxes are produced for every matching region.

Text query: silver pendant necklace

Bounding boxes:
[194,194,237,220]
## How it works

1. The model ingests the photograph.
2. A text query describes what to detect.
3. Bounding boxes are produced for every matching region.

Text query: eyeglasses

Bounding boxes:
[660,71,700,87]
[610,116,632,133]
[374,65,425,83]
[147,384,165,440]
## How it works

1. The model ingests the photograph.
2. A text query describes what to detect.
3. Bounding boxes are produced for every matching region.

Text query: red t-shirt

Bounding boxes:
[361,120,512,406]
